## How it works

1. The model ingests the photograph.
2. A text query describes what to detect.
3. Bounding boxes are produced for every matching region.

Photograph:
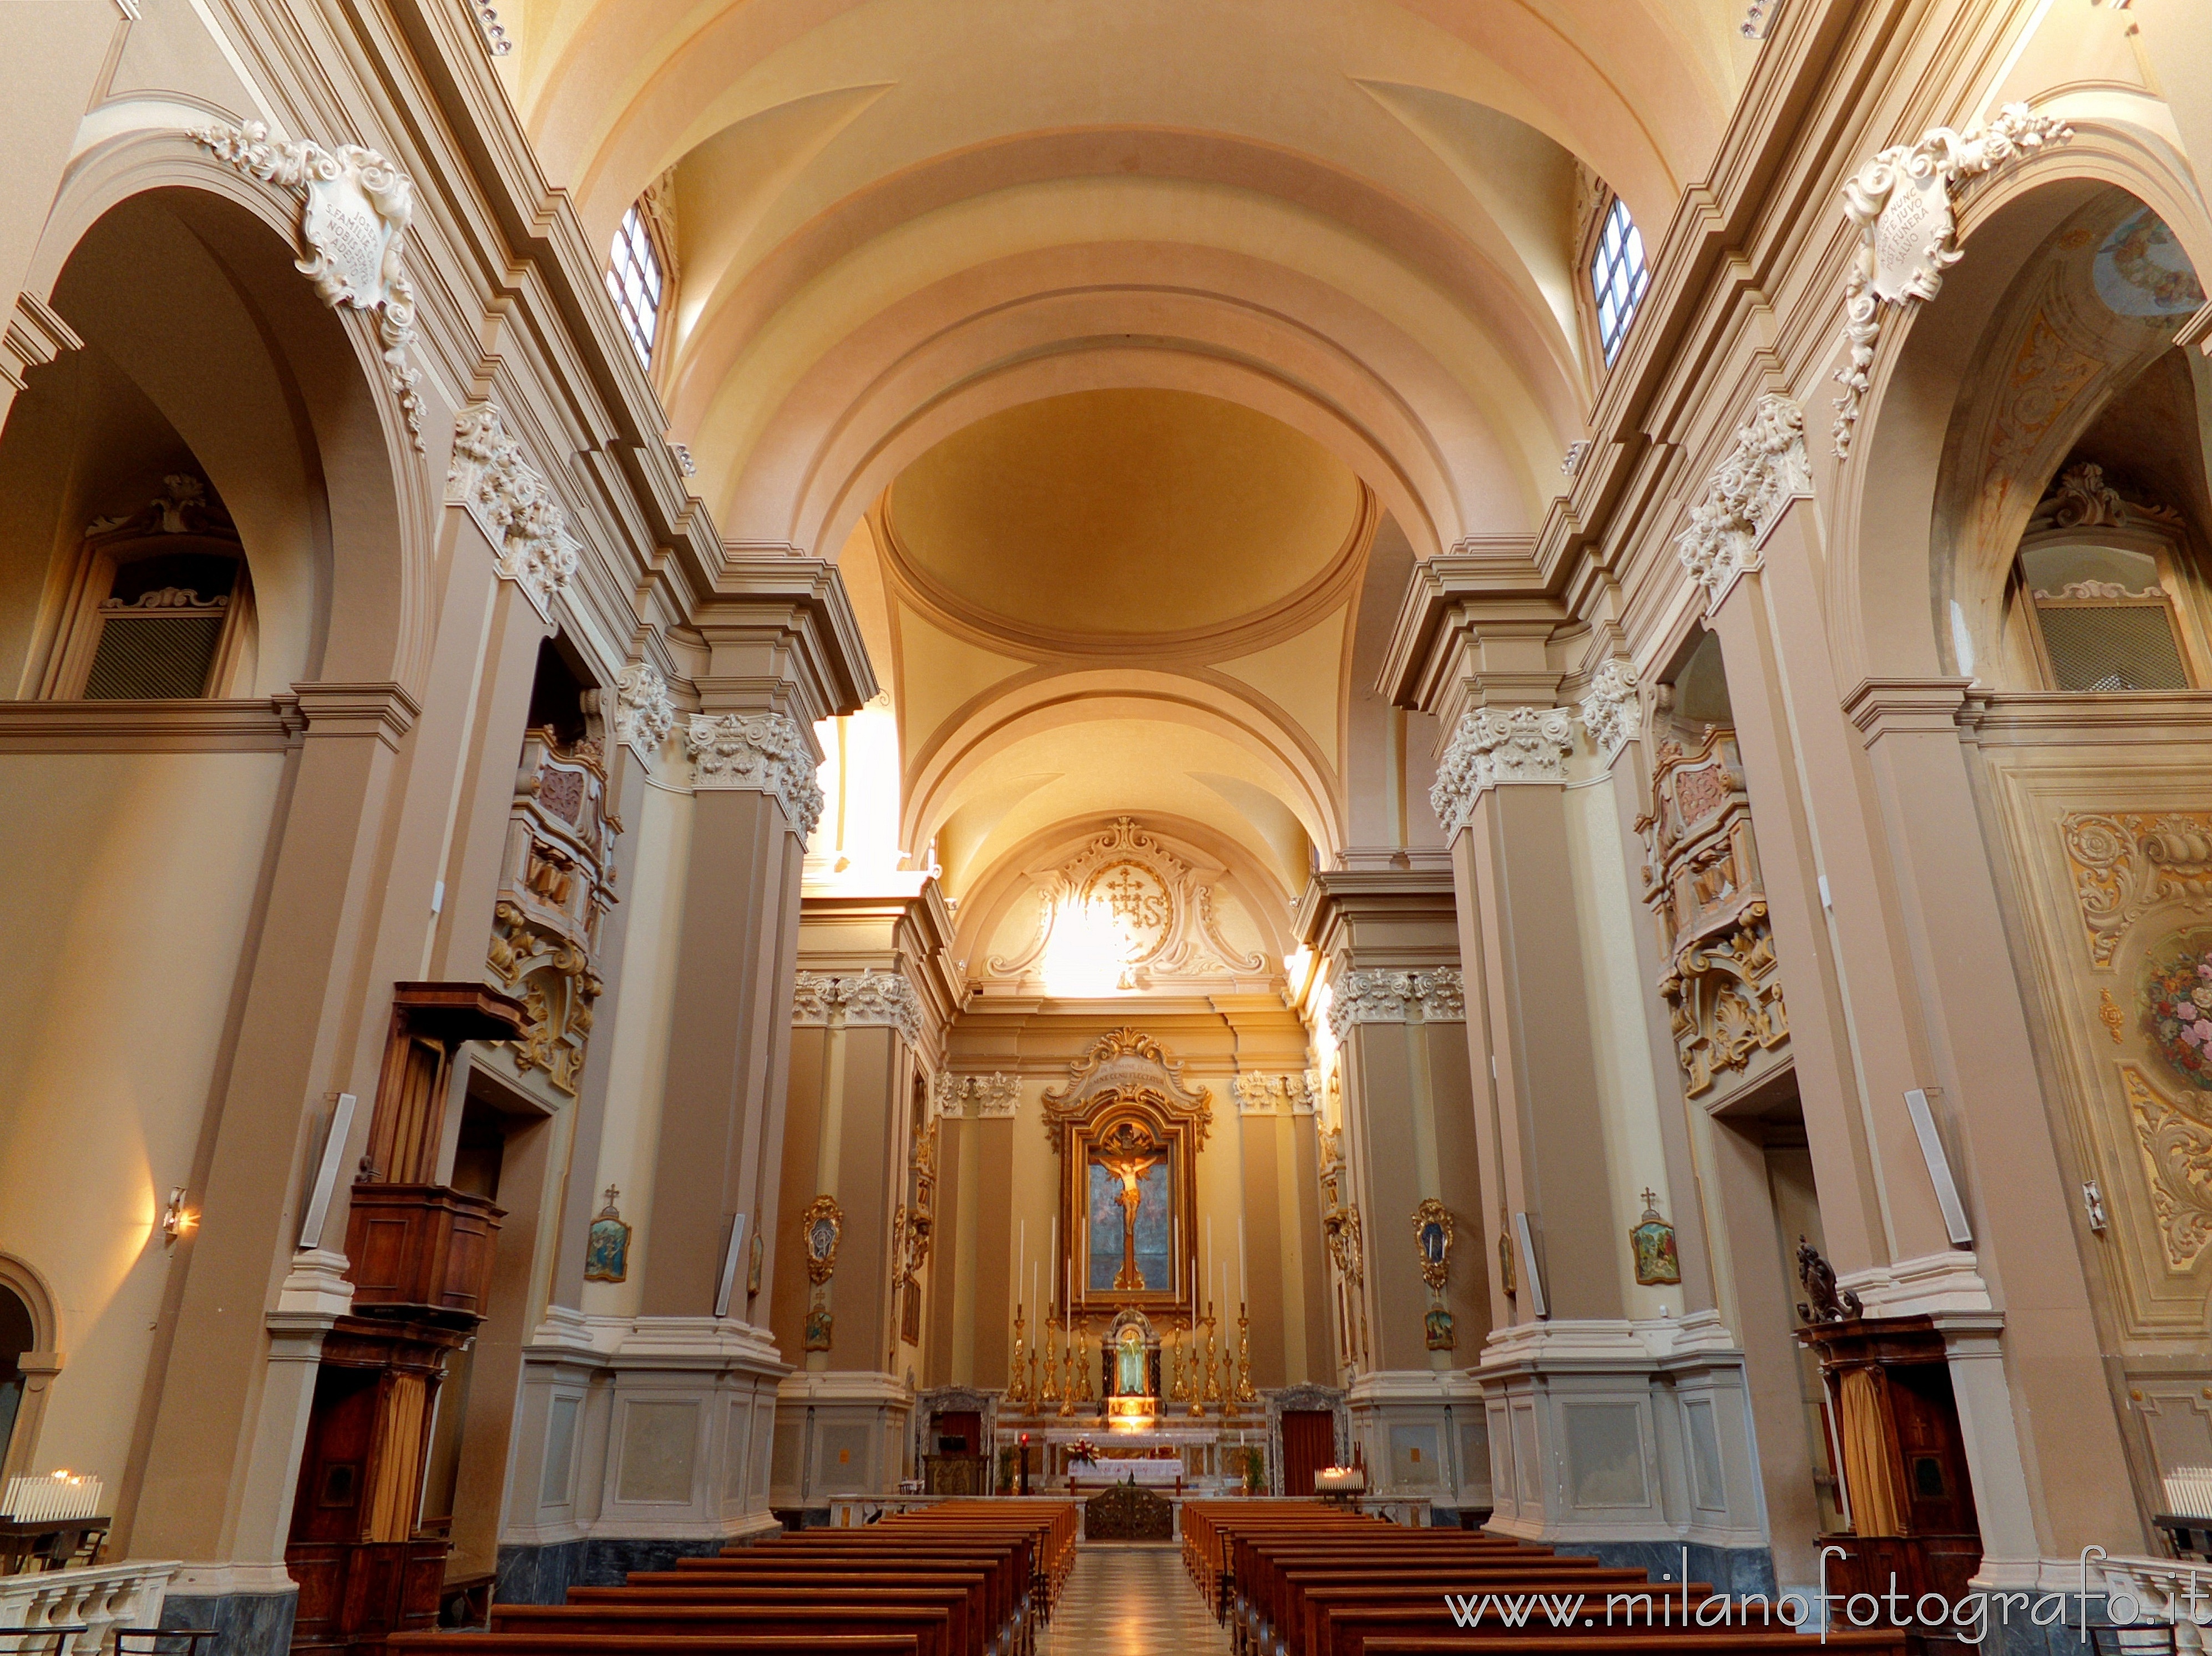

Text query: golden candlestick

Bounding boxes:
[1166,1331,1184,1403]
[1040,1317,1062,1403]
[1008,1305,1030,1404]
[1234,1302,1258,1405]
[1202,1302,1221,1405]
[1076,1328,1096,1403]
[1186,1320,1205,1417]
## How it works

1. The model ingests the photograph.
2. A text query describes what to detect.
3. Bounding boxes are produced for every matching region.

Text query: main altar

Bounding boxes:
[991,1028,1269,1500]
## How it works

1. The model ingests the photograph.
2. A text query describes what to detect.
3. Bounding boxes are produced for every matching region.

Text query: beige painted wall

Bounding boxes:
[0,748,283,1483]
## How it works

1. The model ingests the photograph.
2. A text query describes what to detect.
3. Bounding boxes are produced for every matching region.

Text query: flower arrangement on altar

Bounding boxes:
[1068,1437,1100,1466]
[2145,931,2212,1088]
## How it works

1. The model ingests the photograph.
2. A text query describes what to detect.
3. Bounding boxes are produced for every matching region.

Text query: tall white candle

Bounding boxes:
[1239,1212,1248,1303]
[1018,1220,1026,1314]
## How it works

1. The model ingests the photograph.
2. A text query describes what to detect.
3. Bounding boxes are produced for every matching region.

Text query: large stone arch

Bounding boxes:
[1829,113,2212,685]
[15,128,431,691]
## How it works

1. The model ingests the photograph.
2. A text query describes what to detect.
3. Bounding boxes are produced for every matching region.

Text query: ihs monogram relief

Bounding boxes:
[987,817,1264,989]
[2060,812,2212,969]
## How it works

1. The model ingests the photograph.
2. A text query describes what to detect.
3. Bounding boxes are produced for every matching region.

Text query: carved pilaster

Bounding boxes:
[1428,707,1576,833]
[1325,968,1466,1043]
[791,968,922,1043]
[1579,659,1642,764]
[612,662,675,755]
[685,711,824,842]
[448,402,580,617]
[1673,393,1810,610]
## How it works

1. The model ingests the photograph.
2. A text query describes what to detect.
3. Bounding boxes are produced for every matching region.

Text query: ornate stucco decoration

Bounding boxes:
[1673,393,1811,609]
[2061,812,2212,969]
[801,1195,843,1284]
[1041,1027,1214,1148]
[187,122,426,450]
[937,1072,1020,1119]
[2122,1065,2212,1271]
[487,729,617,1097]
[1428,706,1577,831]
[1580,659,1643,763]
[684,711,824,842]
[611,662,675,754]
[1411,1198,1454,1291]
[985,816,1267,989]
[1638,724,1788,1098]
[2028,462,2184,539]
[448,402,581,619]
[1324,968,1466,1043]
[1831,104,2074,458]
[791,968,922,1043]
[1323,1204,1364,1286]
[1233,1071,1318,1116]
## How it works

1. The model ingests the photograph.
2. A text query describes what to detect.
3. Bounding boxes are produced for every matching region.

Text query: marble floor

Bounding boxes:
[1039,1543,1231,1656]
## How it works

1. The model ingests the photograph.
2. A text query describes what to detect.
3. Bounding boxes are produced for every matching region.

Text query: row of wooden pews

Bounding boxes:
[388,1499,1077,1656]
[1183,1502,1908,1656]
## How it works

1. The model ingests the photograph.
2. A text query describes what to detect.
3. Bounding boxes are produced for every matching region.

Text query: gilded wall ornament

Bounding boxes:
[1831,104,2073,458]
[792,969,922,1043]
[449,402,581,617]
[1629,1190,1682,1286]
[1641,725,1788,1098]
[1429,706,1576,831]
[1041,1027,1214,1147]
[1673,394,1810,609]
[188,121,426,449]
[488,729,614,1097]
[1411,1199,1453,1291]
[2100,988,2127,1044]
[612,662,675,753]
[801,1194,843,1284]
[684,711,824,841]
[1325,969,1465,1043]
[2061,812,2212,968]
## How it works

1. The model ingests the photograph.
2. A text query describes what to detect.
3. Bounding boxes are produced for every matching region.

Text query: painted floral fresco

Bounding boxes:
[2142,928,2212,1089]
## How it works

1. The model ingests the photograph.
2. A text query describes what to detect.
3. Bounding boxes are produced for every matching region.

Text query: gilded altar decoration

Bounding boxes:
[801,1194,843,1283]
[986,816,1267,991]
[1639,720,1788,1099]
[488,726,615,1098]
[188,122,427,448]
[449,402,581,617]
[1629,1189,1682,1287]
[1044,1030,1211,1316]
[685,711,824,842]
[1411,1199,1454,1291]
[2061,813,2212,970]
[1007,1304,1031,1404]
[1672,394,1810,609]
[584,1186,630,1283]
[1832,104,2073,457]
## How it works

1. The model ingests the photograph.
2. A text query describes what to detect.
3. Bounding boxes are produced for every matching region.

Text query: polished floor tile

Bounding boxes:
[1040,1543,1231,1655]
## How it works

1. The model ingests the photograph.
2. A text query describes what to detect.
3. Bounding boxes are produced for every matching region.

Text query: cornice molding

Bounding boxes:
[0,696,306,753]
[3,292,81,394]
[1841,677,1973,745]
[684,711,824,841]
[291,681,422,749]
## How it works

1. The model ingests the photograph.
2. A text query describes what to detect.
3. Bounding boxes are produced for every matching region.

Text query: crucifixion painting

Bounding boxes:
[1088,1120,1169,1293]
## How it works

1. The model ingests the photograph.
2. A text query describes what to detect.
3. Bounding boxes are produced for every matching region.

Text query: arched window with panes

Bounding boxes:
[1585,192,1651,367]
[606,194,675,372]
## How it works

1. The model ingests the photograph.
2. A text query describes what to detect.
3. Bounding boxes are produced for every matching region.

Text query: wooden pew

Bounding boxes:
[387,1635,917,1656]
[484,1603,953,1656]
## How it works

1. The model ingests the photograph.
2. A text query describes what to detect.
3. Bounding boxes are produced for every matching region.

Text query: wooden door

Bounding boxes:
[1279,1410,1335,1496]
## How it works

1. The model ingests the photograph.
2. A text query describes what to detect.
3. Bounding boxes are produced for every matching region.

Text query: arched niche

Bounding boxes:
[1835,124,2212,685]
[0,1254,62,1485]
[4,165,423,695]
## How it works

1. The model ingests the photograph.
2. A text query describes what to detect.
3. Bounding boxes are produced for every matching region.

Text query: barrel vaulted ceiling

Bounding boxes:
[493,0,1755,950]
